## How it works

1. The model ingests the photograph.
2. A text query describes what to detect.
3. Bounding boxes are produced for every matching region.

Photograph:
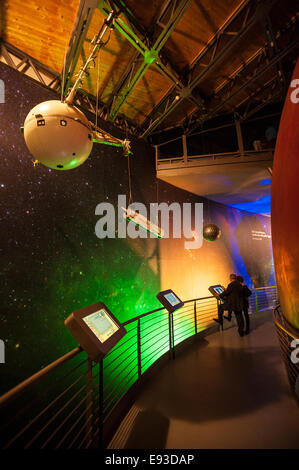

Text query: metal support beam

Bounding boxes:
[98,0,201,122]
[261,12,287,93]
[241,89,282,121]
[190,0,278,92]
[140,0,254,136]
[65,10,116,105]
[198,37,299,124]
[239,75,279,118]
[0,40,138,135]
[62,0,98,98]
[183,13,299,135]
[0,40,61,91]
[141,0,280,137]
[182,134,188,163]
[235,118,244,157]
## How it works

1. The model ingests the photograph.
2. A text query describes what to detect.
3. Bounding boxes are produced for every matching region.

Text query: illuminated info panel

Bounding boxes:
[156,289,184,313]
[65,302,126,361]
[208,285,225,298]
[83,309,119,343]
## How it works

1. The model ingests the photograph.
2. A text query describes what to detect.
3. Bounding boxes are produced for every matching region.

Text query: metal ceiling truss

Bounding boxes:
[239,79,283,121]
[185,15,299,134]
[2,0,297,142]
[62,0,99,99]
[0,40,62,91]
[140,0,282,137]
[0,40,138,135]
[98,0,204,122]
[65,10,117,105]
[184,50,272,133]
[261,12,287,94]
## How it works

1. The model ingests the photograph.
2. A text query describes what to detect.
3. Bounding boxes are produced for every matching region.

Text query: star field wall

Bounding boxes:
[0,61,275,393]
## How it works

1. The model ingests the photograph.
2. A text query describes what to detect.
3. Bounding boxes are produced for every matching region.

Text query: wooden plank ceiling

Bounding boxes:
[2,0,298,134]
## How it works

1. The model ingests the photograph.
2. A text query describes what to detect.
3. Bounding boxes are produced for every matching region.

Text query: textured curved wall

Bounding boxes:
[0,61,275,394]
[271,58,299,332]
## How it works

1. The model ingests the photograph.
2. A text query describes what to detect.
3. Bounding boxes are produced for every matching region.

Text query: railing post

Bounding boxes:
[182,134,188,163]
[137,319,142,379]
[168,312,172,359]
[235,117,244,157]
[255,288,258,312]
[98,359,104,449]
[171,313,175,359]
[194,300,198,334]
[154,145,159,169]
[217,299,223,330]
[86,358,93,447]
[168,313,175,360]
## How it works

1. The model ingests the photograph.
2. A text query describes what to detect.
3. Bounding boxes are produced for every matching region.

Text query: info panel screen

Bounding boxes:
[83,309,119,343]
[65,301,126,361]
[156,289,184,313]
[164,292,181,307]
[214,286,224,295]
[209,285,226,298]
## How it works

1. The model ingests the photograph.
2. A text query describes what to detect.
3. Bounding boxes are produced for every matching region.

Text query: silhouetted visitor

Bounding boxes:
[236,275,252,335]
[216,273,245,337]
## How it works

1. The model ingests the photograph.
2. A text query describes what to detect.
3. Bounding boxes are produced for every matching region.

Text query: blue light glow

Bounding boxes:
[228,195,271,216]
[259,179,272,186]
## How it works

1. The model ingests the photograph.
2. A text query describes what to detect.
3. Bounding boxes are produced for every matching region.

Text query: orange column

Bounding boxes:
[271,58,299,332]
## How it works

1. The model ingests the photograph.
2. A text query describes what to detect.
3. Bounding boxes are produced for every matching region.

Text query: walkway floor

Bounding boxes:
[108,310,299,449]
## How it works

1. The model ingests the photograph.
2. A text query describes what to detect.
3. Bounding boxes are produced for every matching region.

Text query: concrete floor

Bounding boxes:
[109,310,299,449]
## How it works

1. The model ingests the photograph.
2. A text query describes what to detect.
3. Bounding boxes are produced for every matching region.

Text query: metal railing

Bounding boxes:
[273,305,299,401]
[155,149,274,169]
[0,286,278,449]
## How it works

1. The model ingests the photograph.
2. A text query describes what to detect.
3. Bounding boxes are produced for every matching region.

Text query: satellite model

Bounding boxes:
[121,207,164,239]
[21,11,130,171]
[21,9,163,239]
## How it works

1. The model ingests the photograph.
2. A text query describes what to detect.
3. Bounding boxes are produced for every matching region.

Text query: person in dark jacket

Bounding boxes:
[217,273,245,336]
[236,275,252,335]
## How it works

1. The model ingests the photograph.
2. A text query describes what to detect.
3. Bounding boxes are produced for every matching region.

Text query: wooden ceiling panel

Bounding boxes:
[122,67,172,124]
[195,23,265,97]
[3,0,80,73]
[156,99,197,130]
[124,0,166,30]
[2,0,296,134]
[73,9,136,104]
[222,69,282,111]
[161,0,244,72]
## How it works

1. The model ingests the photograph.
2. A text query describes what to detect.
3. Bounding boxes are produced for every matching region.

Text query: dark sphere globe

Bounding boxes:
[203,223,221,242]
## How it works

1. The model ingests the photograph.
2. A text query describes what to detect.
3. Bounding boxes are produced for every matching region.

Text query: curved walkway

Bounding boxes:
[109,310,299,449]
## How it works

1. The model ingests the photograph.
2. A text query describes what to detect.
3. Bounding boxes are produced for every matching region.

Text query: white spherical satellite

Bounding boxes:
[23,100,93,170]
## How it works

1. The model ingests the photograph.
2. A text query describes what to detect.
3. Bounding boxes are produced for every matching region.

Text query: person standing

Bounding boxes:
[217,273,245,337]
[236,275,252,335]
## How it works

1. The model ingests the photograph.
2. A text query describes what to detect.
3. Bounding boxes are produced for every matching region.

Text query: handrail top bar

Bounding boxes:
[122,306,165,325]
[273,305,298,340]
[154,112,281,147]
[122,286,276,327]
[121,296,216,326]
[157,148,275,163]
[0,286,277,409]
[273,319,297,340]
[0,347,83,409]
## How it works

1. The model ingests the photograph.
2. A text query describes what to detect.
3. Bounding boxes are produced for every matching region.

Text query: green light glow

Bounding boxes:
[92,139,122,147]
